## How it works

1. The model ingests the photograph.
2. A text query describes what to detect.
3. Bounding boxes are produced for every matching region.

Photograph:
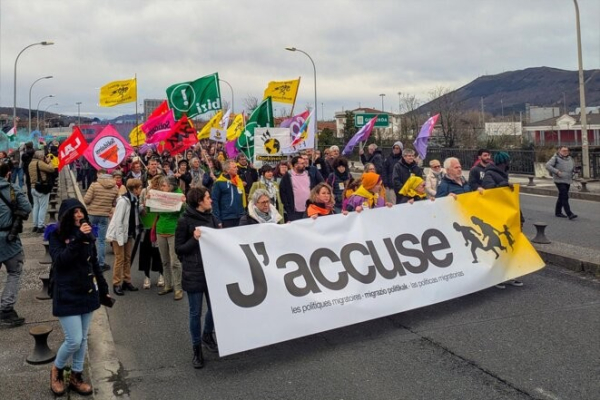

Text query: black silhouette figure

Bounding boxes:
[500,224,515,250]
[470,216,506,258]
[453,222,486,263]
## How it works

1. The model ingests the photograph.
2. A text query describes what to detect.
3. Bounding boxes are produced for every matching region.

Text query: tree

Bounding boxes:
[400,93,422,142]
[342,111,357,143]
[428,86,462,148]
[243,95,259,113]
[318,127,338,147]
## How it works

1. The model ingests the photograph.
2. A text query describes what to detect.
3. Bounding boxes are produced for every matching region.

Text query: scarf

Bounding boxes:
[399,176,427,199]
[260,176,277,201]
[353,186,378,208]
[248,201,283,224]
[306,202,333,217]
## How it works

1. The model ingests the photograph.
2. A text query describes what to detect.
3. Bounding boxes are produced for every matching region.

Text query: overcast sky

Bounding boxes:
[1,0,599,121]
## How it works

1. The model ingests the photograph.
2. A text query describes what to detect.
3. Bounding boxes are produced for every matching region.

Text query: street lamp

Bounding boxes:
[285,47,318,149]
[28,75,53,133]
[36,95,55,131]
[397,92,402,114]
[379,93,385,112]
[219,79,234,113]
[13,41,55,131]
[42,103,59,131]
[76,102,82,126]
[573,0,589,178]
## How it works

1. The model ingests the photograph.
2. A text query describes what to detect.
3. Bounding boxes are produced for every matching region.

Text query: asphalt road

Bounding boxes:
[102,256,600,400]
[519,193,599,250]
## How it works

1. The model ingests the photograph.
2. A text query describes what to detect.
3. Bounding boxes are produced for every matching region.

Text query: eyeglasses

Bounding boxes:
[431,165,441,169]
[256,200,271,205]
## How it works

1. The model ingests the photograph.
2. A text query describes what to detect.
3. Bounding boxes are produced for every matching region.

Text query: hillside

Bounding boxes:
[416,67,600,116]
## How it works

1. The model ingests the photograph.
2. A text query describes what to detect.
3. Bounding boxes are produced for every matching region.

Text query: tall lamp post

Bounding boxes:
[219,79,234,113]
[36,95,55,131]
[285,47,318,149]
[42,103,58,132]
[379,93,385,112]
[28,75,53,133]
[13,41,55,131]
[573,0,589,178]
[76,102,82,125]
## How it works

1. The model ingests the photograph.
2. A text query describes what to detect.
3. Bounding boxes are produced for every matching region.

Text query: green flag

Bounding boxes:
[166,73,221,120]
[236,97,274,161]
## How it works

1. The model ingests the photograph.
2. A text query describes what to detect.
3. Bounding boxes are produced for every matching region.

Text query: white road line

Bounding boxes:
[520,193,550,198]
[534,387,561,400]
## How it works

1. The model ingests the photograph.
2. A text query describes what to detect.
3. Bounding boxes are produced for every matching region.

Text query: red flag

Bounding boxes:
[148,100,169,120]
[58,127,89,171]
[82,125,134,171]
[157,115,198,156]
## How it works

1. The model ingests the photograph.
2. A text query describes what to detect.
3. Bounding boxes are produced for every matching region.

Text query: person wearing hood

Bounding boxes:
[345,172,388,212]
[240,189,284,225]
[47,198,112,396]
[106,178,143,296]
[248,164,284,218]
[383,141,403,203]
[398,176,428,204]
[303,182,336,219]
[392,148,423,203]
[175,187,220,368]
[359,143,384,176]
[83,169,119,271]
[0,163,31,328]
[545,146,577,220]
[325,156,353,213]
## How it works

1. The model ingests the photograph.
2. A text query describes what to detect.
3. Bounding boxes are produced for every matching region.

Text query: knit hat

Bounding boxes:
[393,141,404,150]
[361,172,381,190]
[493,152,510,165]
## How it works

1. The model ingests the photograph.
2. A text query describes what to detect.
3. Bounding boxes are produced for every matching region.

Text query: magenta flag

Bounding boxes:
[82,125,134,171]
[142,109,176,143]
[341,116,377,156]
[413,113,440,159]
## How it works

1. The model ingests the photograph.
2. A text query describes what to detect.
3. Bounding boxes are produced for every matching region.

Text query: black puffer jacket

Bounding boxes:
[383,151,402,188]
[392,159,424,195]
[482,164,509,189]
[175,205,219,293]
[48,199,109,317]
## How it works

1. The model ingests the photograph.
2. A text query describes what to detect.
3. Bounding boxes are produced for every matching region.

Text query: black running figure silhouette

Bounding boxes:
[453,222,486,263]
[499,224,515,250]
[470,216,506,258]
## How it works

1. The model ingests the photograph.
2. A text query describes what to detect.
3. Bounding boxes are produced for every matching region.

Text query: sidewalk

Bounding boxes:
[510,174,600,202]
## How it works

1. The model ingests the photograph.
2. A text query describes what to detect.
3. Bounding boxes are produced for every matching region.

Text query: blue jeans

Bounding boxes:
[187,291,214,346]
[0,252,24,312]
[89,215,109,266]
[55,312,93,372]
[31,188,50,229]
[10,167,24,189]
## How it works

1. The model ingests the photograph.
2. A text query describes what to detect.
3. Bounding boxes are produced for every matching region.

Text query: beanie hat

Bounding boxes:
[493,152,510,165]
[393,141,404,150]
[361,172,381,191]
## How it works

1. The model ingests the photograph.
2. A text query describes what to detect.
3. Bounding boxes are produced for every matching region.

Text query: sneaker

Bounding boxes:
[32,227,38,233]
[201,332,219,353]
[158,287,173,296]
[122,282,139,291]
[555,213,567,218]
[101,264,111,272]
[157,275,165,287]
[143,277,151,289]
[495,283,506,289]
[568,214,578,220]
[174,290,184,301]
[507,280,524,287]
[0,309,25,327]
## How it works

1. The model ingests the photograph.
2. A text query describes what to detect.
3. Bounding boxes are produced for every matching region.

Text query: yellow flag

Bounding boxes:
[197,110,223,140]
[99,78,137,107]
[226,113,245,141]
[129,124,146,147]
[263,78,300,104]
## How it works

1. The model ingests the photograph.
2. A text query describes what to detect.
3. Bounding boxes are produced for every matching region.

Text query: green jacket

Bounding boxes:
[155,188,183,235]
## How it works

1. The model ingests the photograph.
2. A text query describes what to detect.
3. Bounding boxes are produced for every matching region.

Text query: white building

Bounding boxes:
[334,107,401,139]
[484,121,523,136]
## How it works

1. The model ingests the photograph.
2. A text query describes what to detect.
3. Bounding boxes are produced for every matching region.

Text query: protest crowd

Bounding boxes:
[0,75,577,395]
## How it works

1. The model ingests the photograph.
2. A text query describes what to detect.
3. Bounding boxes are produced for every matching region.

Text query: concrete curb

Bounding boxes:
[519,185,600,202]
[532,242,600,277]
[62,169,129,400]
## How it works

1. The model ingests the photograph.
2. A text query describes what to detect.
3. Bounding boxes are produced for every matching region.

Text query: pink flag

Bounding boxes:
[142,109,176,143]
[413,113,440,159]
[82,125,134,171]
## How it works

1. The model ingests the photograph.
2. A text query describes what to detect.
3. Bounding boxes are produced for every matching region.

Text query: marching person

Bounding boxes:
[138,176,164,289]
[28,150,55,233]
[83,168,118,271]
[436,157,474,198]
[175,187,220,368]
[397,176,428,204]
[211,159,246,228]
[248,164,284,219]
[304,183,336,219]
[106,178,143,296]
[545,146,577,220]
[240,189,284,225]
[345,172,388,212]
[326,157,353,214]
[383,141,403,203]
[280,156,323,222]
[392,148,423,203]
[425,159,445,198]
[0,163,31,328]
[468,149,492,190]
[48,198,112,396]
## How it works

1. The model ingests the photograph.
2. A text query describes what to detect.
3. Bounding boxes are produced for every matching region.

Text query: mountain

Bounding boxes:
[415,67,600,116]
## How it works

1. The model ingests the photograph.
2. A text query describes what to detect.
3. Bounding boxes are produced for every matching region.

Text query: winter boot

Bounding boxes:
[69,370,93,396]
[201,332,219,353]
[50,365,66,396]
[192,344,204,369]
[0,309,25,328]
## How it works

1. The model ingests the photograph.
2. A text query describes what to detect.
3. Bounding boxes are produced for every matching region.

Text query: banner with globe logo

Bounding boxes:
[253,127,291,168]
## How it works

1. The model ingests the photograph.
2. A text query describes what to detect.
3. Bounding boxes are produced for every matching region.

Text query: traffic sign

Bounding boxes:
[355,113,389,127]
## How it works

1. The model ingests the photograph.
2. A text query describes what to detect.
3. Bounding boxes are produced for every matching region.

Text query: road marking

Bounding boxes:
[520,193,550,198]
[534,387,561,400]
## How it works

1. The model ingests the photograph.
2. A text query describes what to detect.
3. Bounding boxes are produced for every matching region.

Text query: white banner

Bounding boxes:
[146,189,184,212]
[200,187,544,356]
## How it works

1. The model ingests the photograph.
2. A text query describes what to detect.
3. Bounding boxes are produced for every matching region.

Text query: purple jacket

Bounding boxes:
[344,193,385,211]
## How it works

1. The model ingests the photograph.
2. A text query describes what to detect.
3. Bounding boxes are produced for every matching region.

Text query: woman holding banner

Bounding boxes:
[304,183,336,219]
[175,186,219,368]
[240,189,284,226]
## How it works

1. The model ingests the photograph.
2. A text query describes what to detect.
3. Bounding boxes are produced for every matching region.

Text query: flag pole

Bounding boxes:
[135,73,139,150]
[289,76,301,117]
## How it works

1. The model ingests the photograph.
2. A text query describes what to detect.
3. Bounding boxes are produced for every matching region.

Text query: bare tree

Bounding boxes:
[428,86,461,148]
[243,95,259,113]
[400,93,421,142]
